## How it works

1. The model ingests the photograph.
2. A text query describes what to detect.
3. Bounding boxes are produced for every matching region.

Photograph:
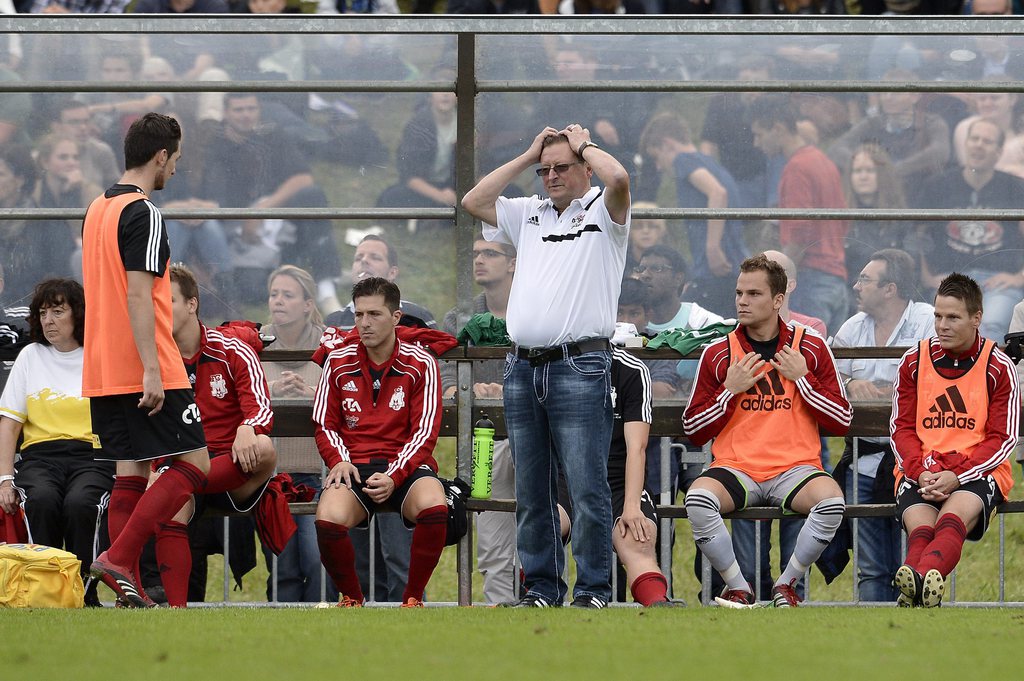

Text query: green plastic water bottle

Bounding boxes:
[471,415,495,499]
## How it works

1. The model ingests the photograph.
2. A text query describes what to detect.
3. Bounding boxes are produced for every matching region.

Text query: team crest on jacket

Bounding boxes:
[345,415,359,429]
[389,386,406,411]
[209,374,228,399]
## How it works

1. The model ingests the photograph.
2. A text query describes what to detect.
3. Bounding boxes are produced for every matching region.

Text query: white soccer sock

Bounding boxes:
[686,488,749,592]
[777,496,845,586]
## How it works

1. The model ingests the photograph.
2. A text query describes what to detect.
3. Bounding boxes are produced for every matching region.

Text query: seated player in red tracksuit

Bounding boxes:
[312,276,454,608]
[148,264,277,607]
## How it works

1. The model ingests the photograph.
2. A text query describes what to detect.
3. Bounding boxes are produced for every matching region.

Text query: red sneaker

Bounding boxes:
[771,581,802,608]
[714,587,756,609]
[90,551,150,609]
[336,595,364,608]
[400,597,424,608]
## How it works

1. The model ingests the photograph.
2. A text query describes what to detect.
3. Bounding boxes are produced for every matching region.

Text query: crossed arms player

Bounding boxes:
[313,277,447,608]
[683,254,852,608]
[890,273,1018,608]
[84,113,210,607]
[147,264,277,607]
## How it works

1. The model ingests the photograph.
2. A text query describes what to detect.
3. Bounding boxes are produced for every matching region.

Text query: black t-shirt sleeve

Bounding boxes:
[118,199,170,276]
[615,357,652,425]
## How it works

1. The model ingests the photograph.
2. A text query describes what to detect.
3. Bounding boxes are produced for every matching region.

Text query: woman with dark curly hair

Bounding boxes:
[0,278,114,606]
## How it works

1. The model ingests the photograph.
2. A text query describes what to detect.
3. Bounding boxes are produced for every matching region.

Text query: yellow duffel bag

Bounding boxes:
[0,543,85,608]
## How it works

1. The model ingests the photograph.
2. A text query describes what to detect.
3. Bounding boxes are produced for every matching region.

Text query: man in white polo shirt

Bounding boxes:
[832,247,934,603]
[463,124,631,608]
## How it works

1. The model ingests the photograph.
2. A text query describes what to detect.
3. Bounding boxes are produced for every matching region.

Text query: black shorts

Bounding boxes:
[611,484,658,526]
[344,460,440,529]
[91,389,207,462]
[895,475,1003,542]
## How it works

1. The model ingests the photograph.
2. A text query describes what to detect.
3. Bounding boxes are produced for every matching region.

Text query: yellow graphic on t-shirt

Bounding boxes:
[17,388,94,449]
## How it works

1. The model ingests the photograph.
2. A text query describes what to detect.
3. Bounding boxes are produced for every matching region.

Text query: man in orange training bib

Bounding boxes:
[890,272,1018,608]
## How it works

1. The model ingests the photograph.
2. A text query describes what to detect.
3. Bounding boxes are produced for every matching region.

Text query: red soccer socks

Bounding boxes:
[915,514,967,578]
[904,525,935,570]
[630,571,670,607]
[402,505,447,603]
[315,519,364,604]
[106,461,206,568]
[155,521,191,608]
[108,475,147,544]
[202,454,251,495]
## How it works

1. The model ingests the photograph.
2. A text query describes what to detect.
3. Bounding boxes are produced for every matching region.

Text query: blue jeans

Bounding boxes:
[166,219,233,276]
[504,349,614,603]
[845,472,900,602]
[350,514,413,603]
[265,473,339,603]
[965,268,1022,344]
[731,518,804,600]
[790,268,850,337]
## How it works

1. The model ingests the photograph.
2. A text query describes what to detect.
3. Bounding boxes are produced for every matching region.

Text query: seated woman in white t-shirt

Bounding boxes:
[0,279,114,607]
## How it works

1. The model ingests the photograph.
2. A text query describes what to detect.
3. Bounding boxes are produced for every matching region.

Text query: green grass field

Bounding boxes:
[2,607,1022,681]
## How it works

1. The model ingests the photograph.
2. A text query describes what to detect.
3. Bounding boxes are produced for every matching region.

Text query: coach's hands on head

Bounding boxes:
[723,352,766,394]
[326,461,361,489]
[139,369,165,416]
[528,127,560,162]
[363,473,395,504]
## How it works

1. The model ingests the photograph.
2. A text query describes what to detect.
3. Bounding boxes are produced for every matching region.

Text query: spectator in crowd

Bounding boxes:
[0,279,114,607]
[0,144,71,305]
[0,35,32,147]
[624,202,667,277]
[0,263,29,367]
[699,56,775,209]
[30,0,129,11]
[376,68,457,224]
[260,264,337,603]
[86,47,173,154]
[916,117,1024,342]
[463,123,630,608]
[148,264,276,607]
[751,95,849,336]
[762,249,826,337]
[683,254,851,608]
[313,277,448,608]
[33,133,101,216]
[84,113,210,609]
[49,98,120,190]
[841,143,909,289]
[832,248,934,602]
[640,112,750,318]
[199,92,340,305]
[447,0,539,10]
[134,0,229,11]
[637,244,726,338]
[891,273,1018,608]
[440,237,517,604]
[325,234,436,330]
[953,88,1021,177]
[828,69,950,204]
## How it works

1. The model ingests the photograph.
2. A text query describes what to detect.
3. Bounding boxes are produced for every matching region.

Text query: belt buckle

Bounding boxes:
[526,348,547,360]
